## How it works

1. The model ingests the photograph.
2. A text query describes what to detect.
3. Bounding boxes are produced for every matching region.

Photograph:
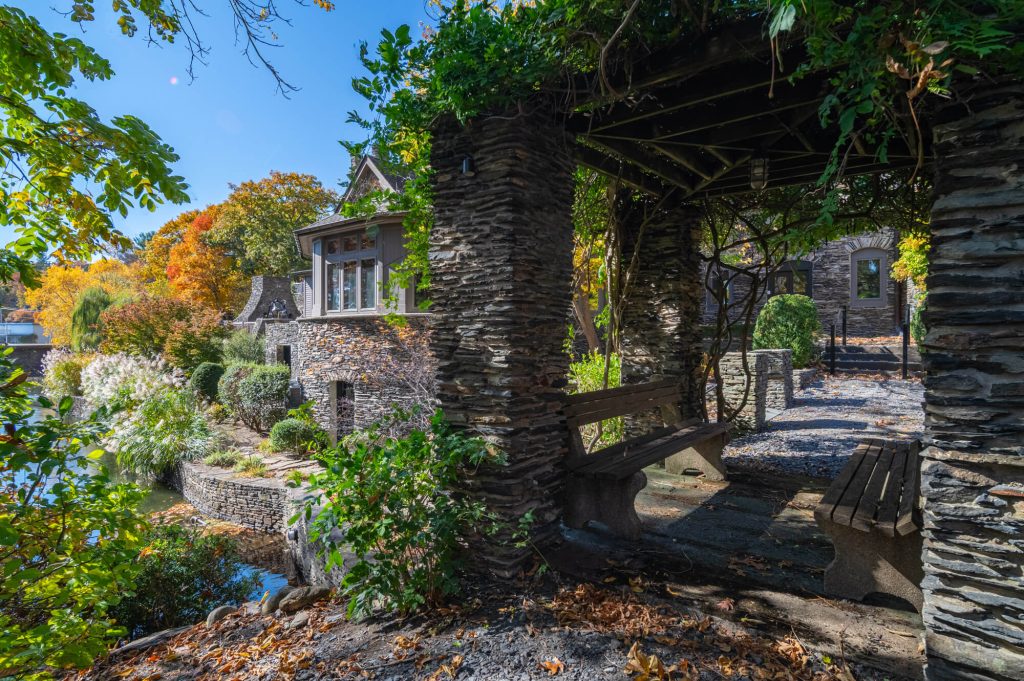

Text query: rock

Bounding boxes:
[206,605,237,627]
[262,585,296,615]
[109,626,191,659]
[285,611,310,630]
[279,585,332,614]
[241,600,262,616]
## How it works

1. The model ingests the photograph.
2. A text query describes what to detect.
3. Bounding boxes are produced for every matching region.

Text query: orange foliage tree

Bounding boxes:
[165,207,248,313]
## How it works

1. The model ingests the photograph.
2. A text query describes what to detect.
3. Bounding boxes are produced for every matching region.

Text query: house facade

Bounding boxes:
[254,156,434,440]
[703,228,908,339]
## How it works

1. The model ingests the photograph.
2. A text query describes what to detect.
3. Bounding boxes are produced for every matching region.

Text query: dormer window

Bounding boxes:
[324,228,378,313]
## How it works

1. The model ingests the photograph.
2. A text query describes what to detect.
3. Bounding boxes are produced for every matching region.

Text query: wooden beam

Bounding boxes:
[585,138,697,192]
[573,145,668,197]
[649,144,714,181]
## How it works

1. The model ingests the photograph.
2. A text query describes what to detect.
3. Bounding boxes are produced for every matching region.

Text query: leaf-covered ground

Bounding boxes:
[72,574,916,681]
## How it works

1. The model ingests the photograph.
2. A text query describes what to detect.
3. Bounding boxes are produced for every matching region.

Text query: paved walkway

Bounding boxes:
[724,374,925,479]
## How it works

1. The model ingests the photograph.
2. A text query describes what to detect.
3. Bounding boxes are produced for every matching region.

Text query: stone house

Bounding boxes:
[702,228,910,338]
[253,156,434,440]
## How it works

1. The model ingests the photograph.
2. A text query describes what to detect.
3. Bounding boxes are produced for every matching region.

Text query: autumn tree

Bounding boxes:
[137,209,201,294]
[70,287,112,351]
[212,171,340,276]
[24,259,141,345]
[166,207,248,313]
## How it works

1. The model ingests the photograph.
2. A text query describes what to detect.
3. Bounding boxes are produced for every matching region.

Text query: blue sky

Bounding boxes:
[3,1,430,244]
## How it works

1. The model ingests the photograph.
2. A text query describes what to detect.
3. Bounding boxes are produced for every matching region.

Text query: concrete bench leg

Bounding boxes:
[664,432,728,481]
[563,471,647,540]
[816,520,924,612]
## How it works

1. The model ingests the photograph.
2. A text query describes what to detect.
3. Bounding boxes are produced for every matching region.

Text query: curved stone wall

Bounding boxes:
[165,462,289,534]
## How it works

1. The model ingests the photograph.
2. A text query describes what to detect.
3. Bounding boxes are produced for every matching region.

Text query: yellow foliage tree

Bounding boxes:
[166,207,248,313]
[137,208,201,294]
[25,259,141,345]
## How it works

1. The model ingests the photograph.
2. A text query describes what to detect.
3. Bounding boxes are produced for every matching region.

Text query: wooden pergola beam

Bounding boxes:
[584,138,698,193]
[573,145,670,197]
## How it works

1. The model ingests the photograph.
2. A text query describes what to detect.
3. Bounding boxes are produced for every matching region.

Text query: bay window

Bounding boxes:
[321,227,379,314]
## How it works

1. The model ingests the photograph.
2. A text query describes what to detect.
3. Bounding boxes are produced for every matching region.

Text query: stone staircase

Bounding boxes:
[825,344,922,374]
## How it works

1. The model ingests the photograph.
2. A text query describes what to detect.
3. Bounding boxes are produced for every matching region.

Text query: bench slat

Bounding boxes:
[831,440,883,527]
[896,442,922,536]
[565,422,687,467]
[563,379,677,407]
[851,440,897,532]
[565,387,681,428]
[876,442,909,537]
[571,422,728,479]
[815,441,871,524]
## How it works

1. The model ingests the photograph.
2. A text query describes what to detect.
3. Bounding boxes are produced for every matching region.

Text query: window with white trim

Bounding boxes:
[323,227,379,313]
[850,247,887,308]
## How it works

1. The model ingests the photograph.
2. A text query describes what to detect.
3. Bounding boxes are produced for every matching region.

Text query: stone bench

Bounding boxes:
[562,380,730,540]
[815,438,924,611]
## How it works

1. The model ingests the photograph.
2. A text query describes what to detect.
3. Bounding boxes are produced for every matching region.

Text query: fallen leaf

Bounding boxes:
[538,657,565,676]
[714,597,735,612]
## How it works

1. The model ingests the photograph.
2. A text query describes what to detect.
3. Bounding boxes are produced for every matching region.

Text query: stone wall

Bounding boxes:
[294,315,434,438]
[920,82,1024,680]
[6,343,53,377]
[701,229,903,339]
[755,349,794,412]
[165,461,289,534]
[264,321,301,381]
[717,352,768,432]
[619,197,704,436]
[235,275,300,325]
[430,108,574,577]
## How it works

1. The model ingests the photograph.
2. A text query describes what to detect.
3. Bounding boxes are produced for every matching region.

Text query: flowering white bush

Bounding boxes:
[40,348,92,401]
[113,386,213,478]
[80,353,184,413]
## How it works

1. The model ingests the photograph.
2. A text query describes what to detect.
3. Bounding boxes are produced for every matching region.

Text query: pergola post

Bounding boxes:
[429,109,575,577]
[617,196,704,433]
[921,82,1024,680]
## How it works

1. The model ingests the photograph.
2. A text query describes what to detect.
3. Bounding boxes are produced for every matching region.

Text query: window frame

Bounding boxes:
[321,226,380,315]
[769,260,813,297]
[849,247,887,308]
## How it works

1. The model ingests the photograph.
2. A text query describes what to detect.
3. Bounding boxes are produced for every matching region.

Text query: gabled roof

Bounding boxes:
[343,155,409,203]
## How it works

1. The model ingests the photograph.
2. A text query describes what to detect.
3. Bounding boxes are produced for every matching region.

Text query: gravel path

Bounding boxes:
[723,374,925,480]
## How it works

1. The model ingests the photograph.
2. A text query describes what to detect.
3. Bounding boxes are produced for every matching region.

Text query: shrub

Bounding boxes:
[40,348,91,401]
[1,350,149,677]
[163,307,228,373]
[202,449,243,468]
[269,411,328,455]
[101,296,193,357]
[108,525,260,638]
[70,286,111,351]
[285,470,307,487]
[300,410,498,619]
[568,351,623,448]
[222,329,265,365]
[190,362,225,402]
[218,363,290,432]
[207,402,229,423]
[233,455,268,477]
[80,353,182,414]
[113,386,213,478]
[752,294,821,368]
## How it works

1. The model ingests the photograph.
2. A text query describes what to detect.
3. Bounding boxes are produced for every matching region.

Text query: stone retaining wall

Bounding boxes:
[7,343,52,377]
[718,352,768,431]
[165,462,289,534]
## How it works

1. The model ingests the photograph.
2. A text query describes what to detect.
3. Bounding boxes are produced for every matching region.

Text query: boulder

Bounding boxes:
[261,585,296,615]
[205,605,237,627]
[278,585,332,614]
[285,611,310,630]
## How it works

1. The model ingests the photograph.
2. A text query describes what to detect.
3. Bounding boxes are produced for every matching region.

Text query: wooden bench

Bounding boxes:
[815,438,924,611]
[562,380,730,540]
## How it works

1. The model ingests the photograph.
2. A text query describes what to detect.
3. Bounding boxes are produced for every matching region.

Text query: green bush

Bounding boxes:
[269,418,317,454]
[233,455,268,477]
[911,295,927,346]
[189,362,225,402]
[108,525,260,638]
[202,449,243,468]
[567,351,623,448]
[114,387,213,478]
[218,364,290,433]
[1,350,149,677]
[222,329,265,365]
[70,286,111,351]
[752,294,821,368]
[300,410,499,619]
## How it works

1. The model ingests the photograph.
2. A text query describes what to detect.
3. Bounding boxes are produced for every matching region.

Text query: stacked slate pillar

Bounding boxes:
[920,82,1024,680]
[618,196,704,435]
[429,109,575,577]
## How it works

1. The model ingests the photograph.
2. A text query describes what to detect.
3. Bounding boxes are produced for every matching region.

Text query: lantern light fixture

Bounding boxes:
[461,155,476,176]
[750,156,769,190]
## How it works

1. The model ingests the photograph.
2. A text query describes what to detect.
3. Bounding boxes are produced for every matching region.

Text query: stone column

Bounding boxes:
[429,108,575,577]
[617,196,704,434]
[718,352,768,432]
[920,82,1024,681]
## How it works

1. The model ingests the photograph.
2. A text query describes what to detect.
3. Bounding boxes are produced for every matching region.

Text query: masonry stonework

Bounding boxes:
[166,462,288,534]
[430,108,575,577]
[718,352,768,432]
[920,82,1024,681]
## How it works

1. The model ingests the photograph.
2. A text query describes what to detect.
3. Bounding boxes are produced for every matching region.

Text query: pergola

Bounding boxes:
[425,20,1021,681]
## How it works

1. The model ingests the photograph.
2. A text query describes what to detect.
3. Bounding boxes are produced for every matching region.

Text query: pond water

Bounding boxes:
[21,402,290,602]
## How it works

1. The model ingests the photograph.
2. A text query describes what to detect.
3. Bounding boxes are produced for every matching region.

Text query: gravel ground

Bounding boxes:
[723,374,925,480]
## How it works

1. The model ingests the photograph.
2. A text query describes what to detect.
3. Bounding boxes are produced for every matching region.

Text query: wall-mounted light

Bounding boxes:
[461,155,476,177]
[750,156,769,190]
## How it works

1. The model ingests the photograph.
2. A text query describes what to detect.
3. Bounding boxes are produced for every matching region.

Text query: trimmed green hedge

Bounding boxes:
[218,363,290,433]
[752,294,820,368]
[189,362,225,402]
